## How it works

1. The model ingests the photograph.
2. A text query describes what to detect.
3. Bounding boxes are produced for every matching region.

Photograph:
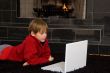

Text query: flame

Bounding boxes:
[62,3,68,12]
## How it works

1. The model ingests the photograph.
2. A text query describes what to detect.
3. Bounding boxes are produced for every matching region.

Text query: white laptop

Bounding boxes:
[41,40,88,73]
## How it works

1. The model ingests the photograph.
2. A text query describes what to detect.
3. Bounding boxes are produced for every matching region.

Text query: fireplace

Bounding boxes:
[33,0,86,19]
[17,0,86,19]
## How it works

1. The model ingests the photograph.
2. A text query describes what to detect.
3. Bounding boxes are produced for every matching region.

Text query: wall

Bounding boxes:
[86,0,110,36]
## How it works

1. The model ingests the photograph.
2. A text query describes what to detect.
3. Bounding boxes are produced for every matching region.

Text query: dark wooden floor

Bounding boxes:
[0,55,110,73]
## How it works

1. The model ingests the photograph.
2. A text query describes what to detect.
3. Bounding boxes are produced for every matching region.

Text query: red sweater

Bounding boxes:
[0,35,51,65]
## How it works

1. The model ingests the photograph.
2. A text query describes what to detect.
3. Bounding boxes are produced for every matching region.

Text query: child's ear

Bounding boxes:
[31,31,36,36]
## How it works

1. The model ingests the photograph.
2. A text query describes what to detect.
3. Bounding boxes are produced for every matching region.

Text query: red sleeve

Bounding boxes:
[0,46,12,60]
[41,40,51,58]
[23,39,50,65]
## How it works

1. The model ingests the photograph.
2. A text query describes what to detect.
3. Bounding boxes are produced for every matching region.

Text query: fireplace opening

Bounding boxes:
[33,0,74,18]
[17,0,86,19]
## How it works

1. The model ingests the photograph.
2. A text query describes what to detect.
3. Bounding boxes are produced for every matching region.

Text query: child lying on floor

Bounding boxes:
[0,19,54,66]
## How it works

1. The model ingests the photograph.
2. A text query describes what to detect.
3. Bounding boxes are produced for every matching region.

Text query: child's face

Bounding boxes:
[34,31,47,42]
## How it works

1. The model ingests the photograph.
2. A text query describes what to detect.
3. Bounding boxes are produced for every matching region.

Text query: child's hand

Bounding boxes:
[23,62,29,67]
[48,56,54,61]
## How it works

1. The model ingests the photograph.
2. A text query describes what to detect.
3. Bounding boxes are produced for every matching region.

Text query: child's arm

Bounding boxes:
[41,40,51,58]
[23,55,54,66]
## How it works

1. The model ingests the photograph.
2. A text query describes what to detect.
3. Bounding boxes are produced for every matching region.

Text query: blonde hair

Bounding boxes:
[28,19,48,34]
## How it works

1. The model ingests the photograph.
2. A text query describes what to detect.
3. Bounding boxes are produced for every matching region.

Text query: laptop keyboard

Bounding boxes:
[41,61,65,72]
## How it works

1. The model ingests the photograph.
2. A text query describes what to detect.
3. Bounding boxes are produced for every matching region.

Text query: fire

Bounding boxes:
[62,3,68,12]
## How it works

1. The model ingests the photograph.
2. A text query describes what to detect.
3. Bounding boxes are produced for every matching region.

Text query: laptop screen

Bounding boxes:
[65,40,88,72]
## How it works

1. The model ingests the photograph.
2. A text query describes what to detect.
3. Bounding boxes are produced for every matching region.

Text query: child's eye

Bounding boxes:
[41,32,47,34]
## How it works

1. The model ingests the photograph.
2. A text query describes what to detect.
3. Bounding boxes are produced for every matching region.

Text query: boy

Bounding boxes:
[0,19,54,66]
